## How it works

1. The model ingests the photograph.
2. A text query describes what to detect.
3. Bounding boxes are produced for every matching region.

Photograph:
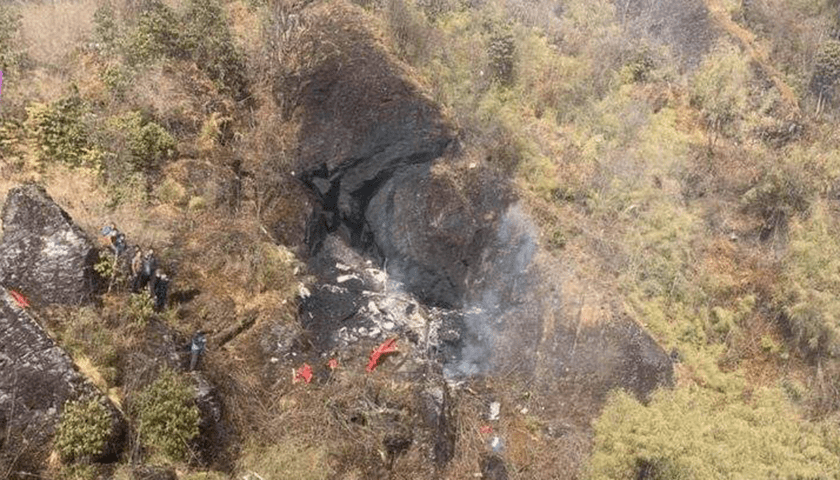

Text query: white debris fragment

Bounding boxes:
[489,401,501,421]
[366,268,387,285]
[335,262,352,271]
[298,284,311,299]
[383,321,395,330]
[337,274,360,283]
[490,436,505,453]
[520,407,529,415]
[270,357,279,363]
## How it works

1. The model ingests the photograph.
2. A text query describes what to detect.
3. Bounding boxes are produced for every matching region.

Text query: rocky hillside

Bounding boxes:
[2,0,840,479]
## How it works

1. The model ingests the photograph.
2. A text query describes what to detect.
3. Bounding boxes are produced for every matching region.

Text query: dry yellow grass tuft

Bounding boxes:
[19,0,97,67]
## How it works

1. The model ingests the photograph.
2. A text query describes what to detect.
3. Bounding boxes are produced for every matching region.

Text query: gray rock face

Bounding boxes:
[0,288,125,471]
[0,184,101,305]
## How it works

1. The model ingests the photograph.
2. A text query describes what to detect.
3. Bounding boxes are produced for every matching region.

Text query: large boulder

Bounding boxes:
[0,288,125,473]
[0,184,101,305]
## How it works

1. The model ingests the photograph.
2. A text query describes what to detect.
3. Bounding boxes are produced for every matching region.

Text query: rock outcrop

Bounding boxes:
[0,184,101,305]
[0,288,125,471]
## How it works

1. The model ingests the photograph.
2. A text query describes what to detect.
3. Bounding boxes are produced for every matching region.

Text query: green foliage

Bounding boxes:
[127,292,155,328]
[106,111,175,171]
[741,154,814,239]
[588,387,840,479]
[182,0,249,100]
[778,202,840,356]
[59,464,98,480]
[93,2,121,57]
[55,398,112,462]
[488,28,515,85]
[94,250,117,279]
[386,0,431,64]
[811,39,840,95]
[25,94,93,168]
[133,369,200,462]
[0,5,22,71]
[252,242,300,294]
[691,43,750,137]
[127,0,183,64]
[124,0,248,99]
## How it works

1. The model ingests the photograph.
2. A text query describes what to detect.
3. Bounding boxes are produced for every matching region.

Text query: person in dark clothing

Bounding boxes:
[153,272,169,311]
[190,331,207,371]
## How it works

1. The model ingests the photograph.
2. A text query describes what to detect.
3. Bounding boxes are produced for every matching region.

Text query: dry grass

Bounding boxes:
[19,0,97,68]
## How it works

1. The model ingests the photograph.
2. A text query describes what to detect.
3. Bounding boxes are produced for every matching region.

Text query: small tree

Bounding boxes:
[133,369,200,462]
[55,398,112,462]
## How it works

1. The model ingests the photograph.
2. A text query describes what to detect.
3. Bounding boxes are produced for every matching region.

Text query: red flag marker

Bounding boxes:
[293,363,313,384]
[10,290,29,308]
[327,358,339,370]
[366,338,398,373]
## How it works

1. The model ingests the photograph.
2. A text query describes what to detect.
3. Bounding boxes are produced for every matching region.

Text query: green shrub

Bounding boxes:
[588,386,840,479]
[26,95,92,168]
[127,0,183,64]
[127,292,155,328]
[133,369,200,462]
[778,202,840,356]
[0,5,22,71]
[741,154,814,240]
[106,111,175,171]
[55,398,112,462]
[810,39,840,98]
[488,28,515,85]
[691,43,750,139]
[183,0,249,100]
[93,2,121,57]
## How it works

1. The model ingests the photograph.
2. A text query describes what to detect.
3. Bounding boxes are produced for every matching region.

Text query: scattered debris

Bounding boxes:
[479,425,494,435]
[10,289,29,308]
[366,338,398,372]
[488,401,501,421]
[489,436,505,453]
[327,358,339,370]
[294,363,313,384]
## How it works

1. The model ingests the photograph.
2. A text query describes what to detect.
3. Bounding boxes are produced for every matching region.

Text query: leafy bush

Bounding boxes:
[691,43,750,139]
[741,154,815,240]
[126,0,184,64]
[127,292,155,328]
[0,5,22,71]
[106,111,175,172]
[93,2,121,57]
[488,28,515,85]
[133,369,200,462]
[386,0,431,64]
[182,0,249,100]
[588,387,840,479]
[25,95,92,168]
[55,398,112,462]
[778,202,840,356]
[810,39,840,100]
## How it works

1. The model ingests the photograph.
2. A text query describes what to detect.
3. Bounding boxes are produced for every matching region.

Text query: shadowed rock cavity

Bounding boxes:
[0,287,125,472]
[0,184,101,305]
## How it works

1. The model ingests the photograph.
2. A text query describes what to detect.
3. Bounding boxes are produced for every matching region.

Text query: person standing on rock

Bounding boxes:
[190,331,207,371]
[153,271,169,311]
[130,248,143,292]
[100,223,127,256]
